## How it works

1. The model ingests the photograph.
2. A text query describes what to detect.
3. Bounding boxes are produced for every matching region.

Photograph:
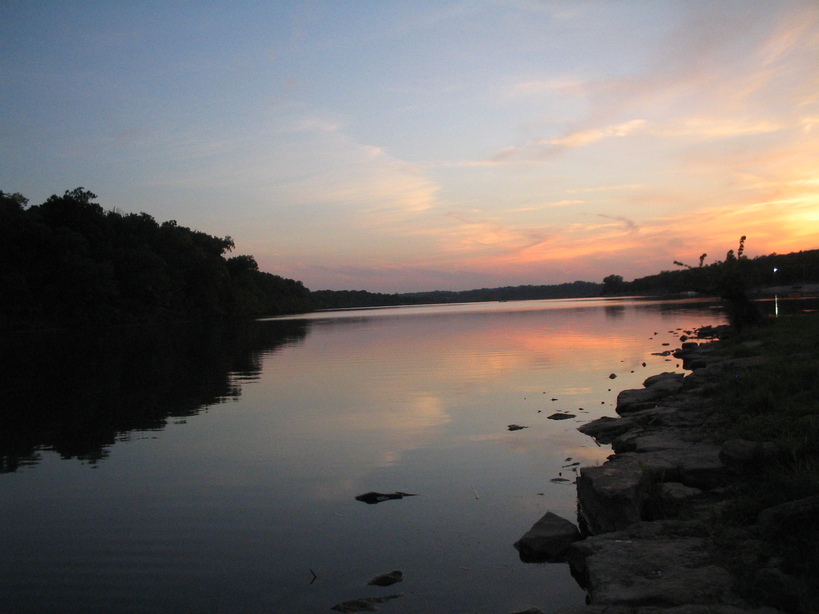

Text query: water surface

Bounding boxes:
[1,298,730,613]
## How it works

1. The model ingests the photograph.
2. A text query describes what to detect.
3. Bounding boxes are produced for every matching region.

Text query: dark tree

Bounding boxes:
[0,188,317,329]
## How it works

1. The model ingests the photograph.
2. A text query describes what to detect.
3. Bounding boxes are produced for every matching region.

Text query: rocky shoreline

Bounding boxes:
[515,328,811,614]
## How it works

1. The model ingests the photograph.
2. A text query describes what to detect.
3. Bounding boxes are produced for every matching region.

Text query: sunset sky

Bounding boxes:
[2,1,818,292]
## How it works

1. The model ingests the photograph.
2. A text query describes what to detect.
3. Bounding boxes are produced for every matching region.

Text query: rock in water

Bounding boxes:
[514,512,581,562]
[331,594,403,612]
[367,570,403,586]
[508,424,528,431]
[547,413,576,420]
[355,492,416,505]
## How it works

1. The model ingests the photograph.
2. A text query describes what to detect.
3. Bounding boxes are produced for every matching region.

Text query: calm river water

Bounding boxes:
[1,297,733,613]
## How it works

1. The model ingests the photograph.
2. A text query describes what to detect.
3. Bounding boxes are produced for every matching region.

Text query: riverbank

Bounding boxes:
[547,312,819,614]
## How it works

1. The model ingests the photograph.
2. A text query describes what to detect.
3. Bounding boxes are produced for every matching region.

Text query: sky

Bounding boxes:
[2,1,818,293]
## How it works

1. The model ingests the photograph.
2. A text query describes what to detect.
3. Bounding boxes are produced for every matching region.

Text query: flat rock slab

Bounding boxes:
[554,605,781,614]
[578,444,727,534]
[578,416,636,443]
[567,521,744,608]
[514,512,581,562]
[578,454,667,534]
[616,373,685,415]
[331,594,403,612]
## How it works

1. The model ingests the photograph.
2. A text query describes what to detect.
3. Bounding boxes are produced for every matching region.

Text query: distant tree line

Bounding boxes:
[0,188,316,328]
[5,187,815,329]
[603,239,819,330]
[603,247,819,297]
[312,281,603,309]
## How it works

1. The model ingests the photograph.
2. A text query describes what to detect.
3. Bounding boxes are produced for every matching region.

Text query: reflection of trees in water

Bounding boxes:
[604,305,625,318]
[0,320,308,472]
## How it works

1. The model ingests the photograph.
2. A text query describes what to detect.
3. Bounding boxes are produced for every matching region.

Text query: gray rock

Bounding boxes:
[616,388,661,414]
[757,495,819,535]
[330,594,403,612]
[578,416,635,444]
[648,444,727,490]
[567,521,744,608]
[658,482,703,502]
[578,444,727,534]
[514,512,581,562]
[577,454,665,534]
[643,372,685,388]
[616,375,685,415]
[367,570,403,586]
[720,439,782,475]
[612,430,692,454]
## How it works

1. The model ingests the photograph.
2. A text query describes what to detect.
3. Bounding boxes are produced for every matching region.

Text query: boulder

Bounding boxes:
[757,495,819,536]
[567,521,744,608]
[719,439,781,475]
[577,454,671,534]
[578,444,727,534]
[554,607,778,614]
[616,374,685,415]
[615,388,660,414]
[578,416,635,444]
[367,570,403,586]
[648,444,728,490]
[514,512,581,562]
[643,372,685,388]
[331,594,403,612]
[658,482,703,502]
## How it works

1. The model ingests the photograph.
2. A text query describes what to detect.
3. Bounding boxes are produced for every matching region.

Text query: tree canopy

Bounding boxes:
[0,188,315,328]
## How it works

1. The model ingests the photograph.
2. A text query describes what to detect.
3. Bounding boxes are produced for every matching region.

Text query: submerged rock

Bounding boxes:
[547,412,576,420]
[514,511,581,562]
[355,492,417,505]
[508,424,529,431]
[330,594,403,612]
[367,571,403,587]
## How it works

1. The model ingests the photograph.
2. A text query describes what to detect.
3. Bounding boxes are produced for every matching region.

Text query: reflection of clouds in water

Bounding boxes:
[564,445,613,466]
[338,394,452,467]
[559,386,596,395]
[249,302,721,504]
[255,391,452,502]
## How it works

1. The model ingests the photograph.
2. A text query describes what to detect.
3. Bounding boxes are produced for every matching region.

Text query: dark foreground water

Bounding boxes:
[0,297,744,613]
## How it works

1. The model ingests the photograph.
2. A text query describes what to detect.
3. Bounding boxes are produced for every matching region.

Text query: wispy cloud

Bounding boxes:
[545,119,647,148]
[596,214,639,233]
[508,199,585,212]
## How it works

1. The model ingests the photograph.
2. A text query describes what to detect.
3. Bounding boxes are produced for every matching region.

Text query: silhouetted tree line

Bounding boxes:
[607,247,819,297]
[312,281,603,309]
[604,239,819,330]
[0,188,316,328]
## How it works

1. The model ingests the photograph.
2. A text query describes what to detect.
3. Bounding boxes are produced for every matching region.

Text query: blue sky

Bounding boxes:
[2,1,818,292]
